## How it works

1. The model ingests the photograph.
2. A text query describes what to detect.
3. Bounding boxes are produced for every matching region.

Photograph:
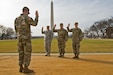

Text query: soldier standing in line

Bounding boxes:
[14,7,39,73]
[53,23,68,57]
[67,22,83,59]
[42,26,53,56]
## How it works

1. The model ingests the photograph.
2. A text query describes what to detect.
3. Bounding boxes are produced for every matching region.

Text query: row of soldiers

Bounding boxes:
[42,22,83,58]
[14,7,82,73]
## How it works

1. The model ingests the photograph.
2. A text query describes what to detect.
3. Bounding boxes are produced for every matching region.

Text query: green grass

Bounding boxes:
[81,39,113,53]
[0,38,113,53]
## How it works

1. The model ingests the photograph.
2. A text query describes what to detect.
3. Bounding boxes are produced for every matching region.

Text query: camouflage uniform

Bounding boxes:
[42,30,53,56]
[53,28,68,57]
[67,27,82,58]
[14,14,38,67]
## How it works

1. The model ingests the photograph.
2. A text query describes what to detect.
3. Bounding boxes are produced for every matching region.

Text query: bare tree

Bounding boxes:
[84,16,113,38]
[89,25,99,38]
[83,28,90,38]
[0,25,6,40]
[0,25,14,40]
[6,27,14,39]
[96,20,107,38]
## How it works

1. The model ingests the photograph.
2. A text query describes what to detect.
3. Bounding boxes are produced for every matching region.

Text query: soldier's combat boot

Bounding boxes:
[73,55,79,59]
[58,53,62,57]
[19,65,23,73]
[48,54,50,56]
[45,54,50,56]
[73,53,77,59]
[73,56,76,59]
[76,54,79,59]
[23,66,34,73]
[45,54,48,56]
[62,53,64,57]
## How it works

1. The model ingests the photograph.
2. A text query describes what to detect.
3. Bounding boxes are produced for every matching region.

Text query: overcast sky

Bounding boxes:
[0,0,113,36]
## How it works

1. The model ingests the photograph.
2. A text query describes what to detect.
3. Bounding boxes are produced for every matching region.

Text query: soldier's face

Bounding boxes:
[47,26,49,30]
[60,25,63,29]
[75,24,78,28]
[23,9,29,15]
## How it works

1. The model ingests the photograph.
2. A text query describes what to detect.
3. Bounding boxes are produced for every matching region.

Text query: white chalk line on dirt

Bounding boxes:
[0,53,113,56]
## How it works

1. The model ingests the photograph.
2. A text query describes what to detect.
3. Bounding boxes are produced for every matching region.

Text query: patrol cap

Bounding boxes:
[22,7,30,14]
[60,23,63,26]
[47,26,50,28]
[75,22,78,25]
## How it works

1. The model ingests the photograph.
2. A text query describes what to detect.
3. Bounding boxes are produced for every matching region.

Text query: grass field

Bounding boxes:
[0,38,113,53]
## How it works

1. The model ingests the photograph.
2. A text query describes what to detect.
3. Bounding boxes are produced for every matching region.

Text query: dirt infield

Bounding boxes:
[0,53,113,75]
